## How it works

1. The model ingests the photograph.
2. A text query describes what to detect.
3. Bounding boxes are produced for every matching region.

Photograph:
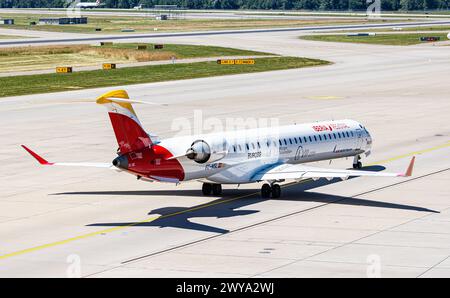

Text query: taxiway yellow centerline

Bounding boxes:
[0,141,449,261]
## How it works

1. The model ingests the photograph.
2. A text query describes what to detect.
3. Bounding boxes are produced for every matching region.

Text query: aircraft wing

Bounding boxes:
[22,145,113,169]
[252,157,415,181]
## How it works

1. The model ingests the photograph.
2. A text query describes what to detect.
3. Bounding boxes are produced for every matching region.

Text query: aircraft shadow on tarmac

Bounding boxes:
[74,165,438,234]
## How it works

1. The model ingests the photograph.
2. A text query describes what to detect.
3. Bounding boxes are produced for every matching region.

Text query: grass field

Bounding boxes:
[0,35,25,39]
[0,43,269,73]
[323,25,450,33]
[238,9,450,17]
[0,13,375,34]
[300,33,449,45]
[394,25,450,32]
[105,43,270,59]
[0,57,329,97]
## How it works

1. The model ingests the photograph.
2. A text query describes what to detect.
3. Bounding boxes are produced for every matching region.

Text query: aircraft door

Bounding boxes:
[355,129,363,150]
[295,146,304,161]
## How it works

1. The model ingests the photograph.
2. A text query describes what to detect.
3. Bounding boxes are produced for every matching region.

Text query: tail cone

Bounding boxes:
[113,155,128,170]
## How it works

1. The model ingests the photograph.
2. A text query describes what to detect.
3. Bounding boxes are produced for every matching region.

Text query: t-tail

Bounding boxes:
[96,90,152,154]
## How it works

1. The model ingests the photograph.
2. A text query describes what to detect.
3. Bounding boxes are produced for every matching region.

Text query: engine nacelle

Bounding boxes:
[186,140,227,164]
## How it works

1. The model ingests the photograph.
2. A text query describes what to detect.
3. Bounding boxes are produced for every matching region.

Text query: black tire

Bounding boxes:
[271,184,281,198]
[261,184,271,198]
[212,184,222,196]
[202,183,212,195]
[353,161,362,169]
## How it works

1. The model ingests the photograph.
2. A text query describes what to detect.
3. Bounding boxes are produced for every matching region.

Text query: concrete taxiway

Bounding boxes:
[0,29,449,277]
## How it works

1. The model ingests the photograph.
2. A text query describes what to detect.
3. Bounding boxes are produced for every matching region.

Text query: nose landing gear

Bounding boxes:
[353,155,362,169]
[261,183,281,198]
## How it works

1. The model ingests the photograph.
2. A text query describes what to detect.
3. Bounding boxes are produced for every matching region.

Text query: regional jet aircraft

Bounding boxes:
[22,90,415,198]
[76,0,103,9]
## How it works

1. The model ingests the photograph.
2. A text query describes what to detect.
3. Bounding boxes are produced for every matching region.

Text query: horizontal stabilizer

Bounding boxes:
[22,145,112,169]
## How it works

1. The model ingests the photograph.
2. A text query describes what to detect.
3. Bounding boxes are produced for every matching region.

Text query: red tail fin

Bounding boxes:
[97,90,152,154]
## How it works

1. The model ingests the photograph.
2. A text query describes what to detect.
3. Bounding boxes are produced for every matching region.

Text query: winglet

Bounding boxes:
[400,156,415,177]
[21,145,53,165]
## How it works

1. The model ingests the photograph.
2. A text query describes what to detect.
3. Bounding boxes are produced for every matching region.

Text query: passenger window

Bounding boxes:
[257,142,261,149]
[246,144,249,150]
[338,132,341,138]
[333,133,336,139]
[279,140,282,146]
[284,139,287,145]
[233,145,236,152]
[304,137,307,143]
[324,134,327,140]
[318,135,322,141]
[309,136,312,142]
[238,145,242,152]
[299,137,302,144]
[289,138,292,145]
[314,135,317,142]
[346,132,350,138]
[252,143,255,150]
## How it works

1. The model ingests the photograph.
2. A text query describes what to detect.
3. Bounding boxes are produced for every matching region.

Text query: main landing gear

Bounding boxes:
[261,183,281,199]
[202,183,222,196]
[202,182,281,198]
[353,155,362,169]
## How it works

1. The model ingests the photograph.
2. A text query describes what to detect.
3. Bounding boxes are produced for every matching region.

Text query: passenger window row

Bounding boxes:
[231,131,355,153]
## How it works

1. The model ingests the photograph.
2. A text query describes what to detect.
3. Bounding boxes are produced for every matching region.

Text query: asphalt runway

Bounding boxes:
[1,20,450,46]
[0,29,449,277]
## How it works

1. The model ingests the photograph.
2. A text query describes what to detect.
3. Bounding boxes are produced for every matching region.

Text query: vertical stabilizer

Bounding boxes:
[96,90,152,154]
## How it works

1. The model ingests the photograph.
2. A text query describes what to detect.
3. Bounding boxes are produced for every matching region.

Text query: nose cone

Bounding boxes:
[366,131,373,150]
[112,155,128,170]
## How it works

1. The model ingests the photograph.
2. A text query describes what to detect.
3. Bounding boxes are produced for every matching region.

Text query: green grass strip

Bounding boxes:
[0,57,330,98]
[301,33,449,45]
[105,43,272,58]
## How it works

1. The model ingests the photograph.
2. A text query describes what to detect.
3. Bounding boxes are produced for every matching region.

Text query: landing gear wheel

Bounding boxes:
[212,184,222,196]
[353,161,362,169]
[202,183,212,196]
[261,184,271,198]
[271,184,281,198]
[353,155,362,169]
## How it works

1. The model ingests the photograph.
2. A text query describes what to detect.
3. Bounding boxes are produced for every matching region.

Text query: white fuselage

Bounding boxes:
[159,119,372,184]
[76,2,99,9]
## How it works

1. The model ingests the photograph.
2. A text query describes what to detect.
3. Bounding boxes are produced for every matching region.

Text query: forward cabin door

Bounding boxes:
[355,129,363,150]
